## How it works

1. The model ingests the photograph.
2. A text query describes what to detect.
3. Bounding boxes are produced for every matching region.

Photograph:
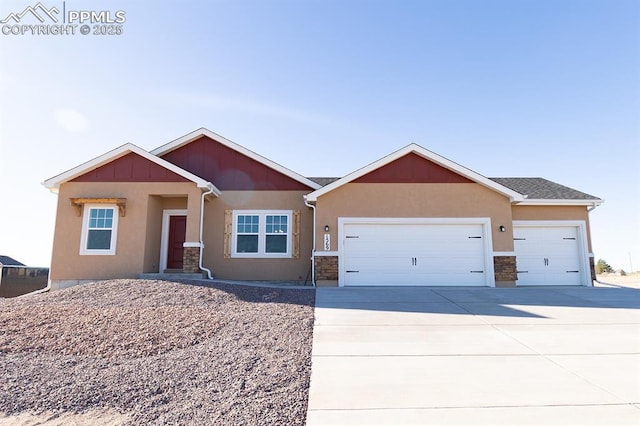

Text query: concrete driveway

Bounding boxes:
[306,286,640,425]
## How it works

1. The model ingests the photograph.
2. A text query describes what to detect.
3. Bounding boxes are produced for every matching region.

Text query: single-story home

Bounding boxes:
[44,128,602,289]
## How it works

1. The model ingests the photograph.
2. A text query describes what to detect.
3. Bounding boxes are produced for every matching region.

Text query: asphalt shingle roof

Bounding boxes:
[307,177,340,187]
[0,255,25,266]
[490,177,601,200]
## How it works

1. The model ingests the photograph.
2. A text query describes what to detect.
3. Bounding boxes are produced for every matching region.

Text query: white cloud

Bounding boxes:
[54,108,90,133]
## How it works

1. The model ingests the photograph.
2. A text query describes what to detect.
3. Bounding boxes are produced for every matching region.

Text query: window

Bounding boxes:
[80,205,119,255]
[232,211,291,257]
[236,214,259,253]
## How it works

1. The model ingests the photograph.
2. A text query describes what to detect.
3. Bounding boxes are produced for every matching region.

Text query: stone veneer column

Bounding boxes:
[494,256,517,288]
[589,257,597,283]
[182,246,201,273]
[314,256,338,287]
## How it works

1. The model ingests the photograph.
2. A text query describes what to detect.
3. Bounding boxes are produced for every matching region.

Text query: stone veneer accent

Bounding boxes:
[494,255,517,288]
[182,247,201,273]
[314,256,338,281]
[589,257,596,282]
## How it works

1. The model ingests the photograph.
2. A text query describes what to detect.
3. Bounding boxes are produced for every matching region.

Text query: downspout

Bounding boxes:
[198,184,215,279]
[303,195,317,287]
[587,202,600,212]
[587,201,601,285]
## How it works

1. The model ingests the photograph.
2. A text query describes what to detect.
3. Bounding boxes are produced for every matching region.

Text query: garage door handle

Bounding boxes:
[346,270,360,273]
[468,236,482,239]
[517,271,529,273]
[470,270,484,273]
[566,270,579,273]
[345,236,359,239]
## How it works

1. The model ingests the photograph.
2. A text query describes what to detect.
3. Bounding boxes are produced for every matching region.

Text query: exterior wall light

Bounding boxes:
[499,225,506,232]
[324,225,330,232]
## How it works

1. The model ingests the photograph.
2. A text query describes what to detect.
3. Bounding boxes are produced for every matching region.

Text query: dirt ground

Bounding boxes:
[0,280,315,426]
[0,409,128,426]
[595,272,640,289]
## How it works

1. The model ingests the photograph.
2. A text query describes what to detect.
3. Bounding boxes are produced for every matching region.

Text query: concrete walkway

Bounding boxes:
[306,286,640,425]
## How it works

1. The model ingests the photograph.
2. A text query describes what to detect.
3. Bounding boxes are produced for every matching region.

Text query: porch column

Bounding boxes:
[183,190,202,273]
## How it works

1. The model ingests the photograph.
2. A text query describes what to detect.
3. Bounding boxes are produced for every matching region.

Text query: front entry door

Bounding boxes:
[167,215,187,269]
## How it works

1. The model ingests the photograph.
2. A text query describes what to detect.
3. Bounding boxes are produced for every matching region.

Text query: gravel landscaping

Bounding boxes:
[0,279,315,425]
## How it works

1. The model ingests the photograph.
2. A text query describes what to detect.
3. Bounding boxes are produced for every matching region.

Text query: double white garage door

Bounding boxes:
[341,221,490,286]
[340,220,587,286]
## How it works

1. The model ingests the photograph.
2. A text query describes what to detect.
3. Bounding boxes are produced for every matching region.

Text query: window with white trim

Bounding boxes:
[80,205,119,255]
[232,211,291,258]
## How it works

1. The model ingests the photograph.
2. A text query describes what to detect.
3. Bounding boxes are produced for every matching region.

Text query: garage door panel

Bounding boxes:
[342,222,488,286]
[514,226,583,286]
[346,271,486,286]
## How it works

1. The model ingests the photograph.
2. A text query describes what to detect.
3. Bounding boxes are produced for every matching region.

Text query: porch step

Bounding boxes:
[138,272,209,281]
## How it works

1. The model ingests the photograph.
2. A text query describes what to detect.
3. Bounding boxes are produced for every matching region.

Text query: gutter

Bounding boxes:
[303,195,317,287]
[198,184,216,279]
[587,202,600,212]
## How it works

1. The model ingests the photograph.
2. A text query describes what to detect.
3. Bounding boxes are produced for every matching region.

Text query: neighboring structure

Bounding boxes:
[44,128,602,289]
[0,255,25,267]
[0,255,49,298]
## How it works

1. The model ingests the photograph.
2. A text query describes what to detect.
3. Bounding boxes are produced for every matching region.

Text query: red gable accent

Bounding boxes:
[71,152,190,183]
[160,136,313,190]
[354,152,473,184]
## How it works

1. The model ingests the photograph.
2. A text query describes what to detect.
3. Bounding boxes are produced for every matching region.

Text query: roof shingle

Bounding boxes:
[0,255,25,266]
[307,177,341,187]
[490,178,600,200]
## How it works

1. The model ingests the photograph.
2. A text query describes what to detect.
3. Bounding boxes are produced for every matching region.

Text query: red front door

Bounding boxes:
[167,215,187,269]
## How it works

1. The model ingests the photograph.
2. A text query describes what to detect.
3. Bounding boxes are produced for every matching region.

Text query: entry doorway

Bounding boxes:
[160,209,188,272]
[167,216,187,269]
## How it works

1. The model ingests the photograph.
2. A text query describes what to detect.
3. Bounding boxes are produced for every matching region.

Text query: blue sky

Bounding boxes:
[0,0,638,270]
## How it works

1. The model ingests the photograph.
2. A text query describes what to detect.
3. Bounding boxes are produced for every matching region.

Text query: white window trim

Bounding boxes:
[79,204,119,255]
[231,210,292,258]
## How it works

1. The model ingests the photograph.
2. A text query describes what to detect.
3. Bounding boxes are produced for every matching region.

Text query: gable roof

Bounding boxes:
[43,143,221,195]
[151,128,321,190]
[491,178,603,205]
[305,143,526,202]
[0,255,25,266]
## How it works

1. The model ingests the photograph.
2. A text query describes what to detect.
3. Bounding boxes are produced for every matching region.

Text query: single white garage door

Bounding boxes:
[342,222,488,286]
[514,226,583,286]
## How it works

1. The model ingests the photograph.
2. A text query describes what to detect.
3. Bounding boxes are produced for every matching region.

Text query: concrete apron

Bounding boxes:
[306,286,640,426]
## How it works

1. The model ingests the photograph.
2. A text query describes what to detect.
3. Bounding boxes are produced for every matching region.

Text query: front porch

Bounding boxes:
[143,191,215,276]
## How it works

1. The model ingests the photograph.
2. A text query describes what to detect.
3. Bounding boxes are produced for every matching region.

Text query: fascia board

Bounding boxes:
[151,128,321,190]
[43,143,217,193]
[306,143,525,202]
[516,199,604,206]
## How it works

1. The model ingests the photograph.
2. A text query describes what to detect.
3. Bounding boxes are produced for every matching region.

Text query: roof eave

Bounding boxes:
[42,143,219,196]
[515,199,604,206]
[306,143,525,202]
[150,128,321,191]
[43,143,136,190]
